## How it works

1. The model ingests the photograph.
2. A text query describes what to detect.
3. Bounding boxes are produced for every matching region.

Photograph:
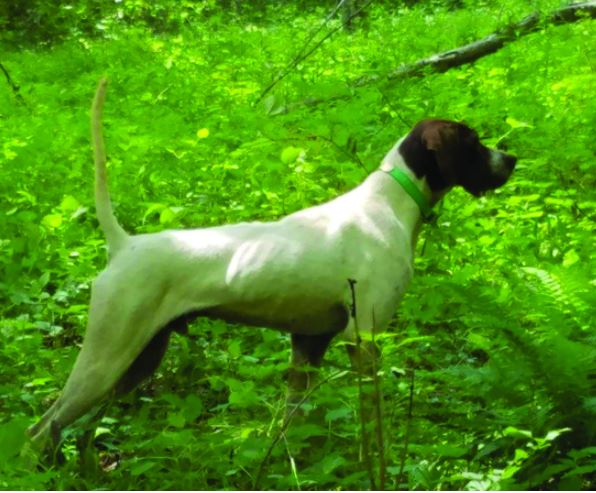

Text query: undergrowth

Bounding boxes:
[0,0,594,489]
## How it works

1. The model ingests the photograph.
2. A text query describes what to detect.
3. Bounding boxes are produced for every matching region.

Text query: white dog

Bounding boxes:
[28,79,516,450]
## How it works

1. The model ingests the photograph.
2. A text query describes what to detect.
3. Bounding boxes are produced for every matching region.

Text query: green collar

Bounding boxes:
[387,168,434,220]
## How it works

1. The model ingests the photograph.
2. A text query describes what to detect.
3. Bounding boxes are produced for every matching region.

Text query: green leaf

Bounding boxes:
[59,195,80,213]
[569,447,596,460]
[563,463,596,477]
[131,460,157,476]
[543,428,571,442]
[468,332,491,350]
[434,444,469,458]
[503,426,533,439]
[280,146,303,164]
[94,426,112,438]
[182,394,203,422]
[320,453,347,474]
[325,407,352,422]
[226,378,259,408]
[228,339,241,358]
[167,412,185,428]
[262,95,277,114]
[42,213,63,229]
[160,207,180,225]
[562,249,579,267]
[0,418,28,461]
[505,117,532,129]
[25,377,52,388]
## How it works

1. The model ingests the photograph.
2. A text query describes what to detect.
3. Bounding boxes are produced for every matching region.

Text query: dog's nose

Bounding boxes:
[504,154,517,171]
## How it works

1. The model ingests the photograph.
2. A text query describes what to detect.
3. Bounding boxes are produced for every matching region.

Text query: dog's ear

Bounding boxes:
[421,121,459,186]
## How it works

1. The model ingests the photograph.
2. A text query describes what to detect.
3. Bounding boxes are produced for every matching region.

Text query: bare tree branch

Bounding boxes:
[255,0,374,106]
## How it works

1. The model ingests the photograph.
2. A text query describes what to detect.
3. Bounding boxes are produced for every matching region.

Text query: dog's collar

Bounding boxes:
[386,168,434,220]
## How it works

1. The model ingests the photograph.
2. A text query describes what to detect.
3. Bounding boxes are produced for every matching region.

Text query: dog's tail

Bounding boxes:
[92,78,128,255]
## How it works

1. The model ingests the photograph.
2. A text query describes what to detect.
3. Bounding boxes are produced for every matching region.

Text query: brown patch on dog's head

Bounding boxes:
[399,119,517,197]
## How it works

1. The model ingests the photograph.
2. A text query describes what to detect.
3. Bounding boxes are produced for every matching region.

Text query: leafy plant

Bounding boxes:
[1,0,594,489]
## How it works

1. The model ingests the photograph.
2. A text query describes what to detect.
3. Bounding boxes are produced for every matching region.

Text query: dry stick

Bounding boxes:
[349,278,377,491]
[255,0,375,106]
[396,369,415,488]
[254,368,347,489]
[370,310,386,490]
[314,134,370,174]
[0,62,27,106]
[290,0,349,72]
[283,435,302,490]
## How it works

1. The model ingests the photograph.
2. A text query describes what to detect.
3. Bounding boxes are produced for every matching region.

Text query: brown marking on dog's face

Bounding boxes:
[399,119,517,197]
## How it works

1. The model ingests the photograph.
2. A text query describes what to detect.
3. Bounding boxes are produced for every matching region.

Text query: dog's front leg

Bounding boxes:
[286,332,337,411]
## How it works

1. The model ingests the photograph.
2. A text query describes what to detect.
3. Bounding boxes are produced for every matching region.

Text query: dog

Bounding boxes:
[28,79,516,451]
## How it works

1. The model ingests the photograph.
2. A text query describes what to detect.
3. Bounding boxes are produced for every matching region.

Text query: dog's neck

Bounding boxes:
[380,137,451,206]
[375,140,434,243]
[352,144,429,249]
[379,138,434,199]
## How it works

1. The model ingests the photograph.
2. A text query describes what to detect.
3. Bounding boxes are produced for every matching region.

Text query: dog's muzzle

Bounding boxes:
[490,150,517,179]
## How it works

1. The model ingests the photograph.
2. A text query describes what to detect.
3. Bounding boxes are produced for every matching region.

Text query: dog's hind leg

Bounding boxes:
[114,314,192,395]
[28,275,177,450]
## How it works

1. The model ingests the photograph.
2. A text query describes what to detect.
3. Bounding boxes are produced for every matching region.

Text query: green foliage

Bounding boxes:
[1,0,594,489]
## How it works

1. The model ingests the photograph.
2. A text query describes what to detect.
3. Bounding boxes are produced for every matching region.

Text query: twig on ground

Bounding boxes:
[396,369,415,488]
[349,278,378,490]
[371,310,386,490]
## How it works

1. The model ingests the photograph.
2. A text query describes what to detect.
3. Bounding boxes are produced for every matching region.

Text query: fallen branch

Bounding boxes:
[356,1,596,87]
[272,1,596,115]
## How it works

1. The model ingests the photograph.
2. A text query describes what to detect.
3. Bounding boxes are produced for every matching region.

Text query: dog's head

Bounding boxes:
[398,119,517,197]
